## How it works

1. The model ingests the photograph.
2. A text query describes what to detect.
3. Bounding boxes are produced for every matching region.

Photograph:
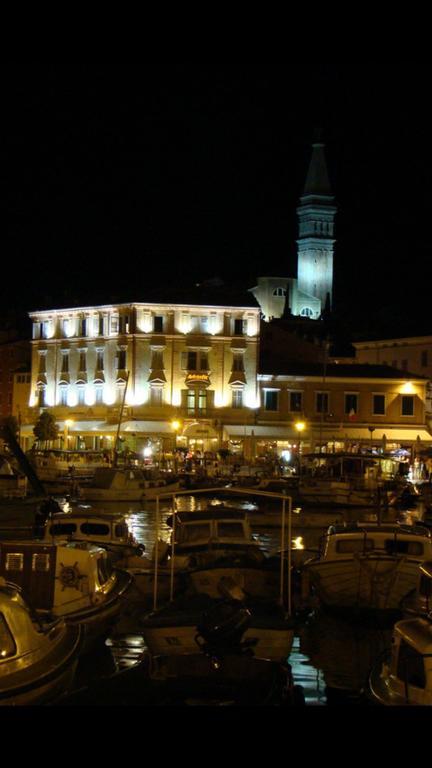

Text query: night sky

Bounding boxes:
[3,57,431,341]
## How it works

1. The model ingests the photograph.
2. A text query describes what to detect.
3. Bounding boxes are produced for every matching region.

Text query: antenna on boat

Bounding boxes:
[113,371,130,469]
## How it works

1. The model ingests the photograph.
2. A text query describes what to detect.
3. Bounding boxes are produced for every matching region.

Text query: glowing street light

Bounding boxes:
[64,418,74,448]
[295,420,306,476]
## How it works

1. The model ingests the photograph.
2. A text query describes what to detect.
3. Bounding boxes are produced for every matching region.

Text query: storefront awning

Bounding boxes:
[20,420,176,435]
[223,424,432,443]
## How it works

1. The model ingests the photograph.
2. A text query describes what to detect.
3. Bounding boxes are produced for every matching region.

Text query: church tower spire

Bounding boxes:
[296,142,336,311]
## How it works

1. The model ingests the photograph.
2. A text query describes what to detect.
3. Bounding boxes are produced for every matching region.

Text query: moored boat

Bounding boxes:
[0,540,132,652]
[304,522,432,612]
[369,616,432,705]
[78,466,180,502]
[141,592,295,663]
[42,509,143,562]
[0,578,82,705]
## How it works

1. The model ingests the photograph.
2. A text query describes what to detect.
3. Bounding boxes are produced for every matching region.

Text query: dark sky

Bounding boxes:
[3,57,431,339]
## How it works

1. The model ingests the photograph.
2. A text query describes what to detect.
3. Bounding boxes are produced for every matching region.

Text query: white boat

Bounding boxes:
[369,616,432,705]
[166,507,282,601]
[401,560,432,618]
[304,522,432,611]
[42,509,143,562]
[27,448,107,483]
[141,592,295,663]
[0,540,132,652]
[298,452,400,508]
[79,467,181,502]
[0,578,82,705]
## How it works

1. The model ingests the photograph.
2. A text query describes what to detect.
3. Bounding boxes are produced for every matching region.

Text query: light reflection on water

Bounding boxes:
[78,495,419,704]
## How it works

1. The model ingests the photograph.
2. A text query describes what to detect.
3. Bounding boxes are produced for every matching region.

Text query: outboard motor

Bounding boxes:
[194,599,253,661]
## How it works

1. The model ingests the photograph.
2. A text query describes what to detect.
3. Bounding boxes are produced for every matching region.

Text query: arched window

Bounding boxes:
[272,287,287,297]
[300,307,314,317]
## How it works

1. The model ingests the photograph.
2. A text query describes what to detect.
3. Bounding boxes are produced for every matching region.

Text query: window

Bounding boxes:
[32,553,50,572]
[96,350,104,370]
[401,395,414,416]
[95,386,104,404]
[232,355,244,372]
[272,287,287,297]
[232,390,243,408]
[187,351,198,370]
[117,349,127,370]
[300,307,314,317]
[150,387,163,406]
[316,392,329,414]
[344,394,358,414]
[199,352,208,371]
[49,523,77,536]
[61,353,69,374]
[421,350,428,367]
[289,391,303,412]
[373,394,386,415]
[98,315,104,336]
[5,553,24,571]
[81,523,110,536]
[78,350,86,372]
[59,387,68,406]
[186,389,207,415]
[62,319,70,337]
[38,388,47,408]
[79,318,87,337]
[264,390,279,411]
[217,523,245,539]
[153,316,164,333]
[234,318,246,335]
[77,387,85,406]
[191,316,209,333]
[119,315,130,334]
[110,315,119,334]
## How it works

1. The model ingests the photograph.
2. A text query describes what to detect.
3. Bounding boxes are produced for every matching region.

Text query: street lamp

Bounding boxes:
[295,420,306,477]
[64,419,74,450]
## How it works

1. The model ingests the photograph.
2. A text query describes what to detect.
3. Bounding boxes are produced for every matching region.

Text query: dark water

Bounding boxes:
[54,493,411,706]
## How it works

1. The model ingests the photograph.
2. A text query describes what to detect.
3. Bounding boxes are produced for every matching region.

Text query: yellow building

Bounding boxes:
[26,296,260,455]
[231,361,431,460]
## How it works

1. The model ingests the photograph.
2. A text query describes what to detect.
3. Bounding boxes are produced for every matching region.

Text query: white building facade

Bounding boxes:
[27,300,260,454]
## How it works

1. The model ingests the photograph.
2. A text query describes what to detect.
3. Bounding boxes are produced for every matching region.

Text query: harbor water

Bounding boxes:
[0,492,415,705]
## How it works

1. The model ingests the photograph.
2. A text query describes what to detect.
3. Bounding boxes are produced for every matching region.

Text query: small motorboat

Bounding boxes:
[0,578,82,706]
[78,467,180,502]
[369,616,432,705]
[42,509,144,563]
[0,540,132,653]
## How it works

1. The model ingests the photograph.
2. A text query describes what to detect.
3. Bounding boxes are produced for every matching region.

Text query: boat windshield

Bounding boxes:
[0,613,17,658]
[216,522,248,540]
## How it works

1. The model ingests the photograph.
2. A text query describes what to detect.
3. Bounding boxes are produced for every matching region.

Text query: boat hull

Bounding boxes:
[0,624,82,706]
[306,555,421,611]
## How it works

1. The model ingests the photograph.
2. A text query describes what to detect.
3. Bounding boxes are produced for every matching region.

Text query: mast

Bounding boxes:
[113,371,130,468]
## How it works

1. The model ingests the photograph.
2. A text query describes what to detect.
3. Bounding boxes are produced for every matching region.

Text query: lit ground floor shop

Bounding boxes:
[17,420,432,465]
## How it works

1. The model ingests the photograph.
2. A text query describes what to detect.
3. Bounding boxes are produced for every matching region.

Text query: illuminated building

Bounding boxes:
[250,142,336,321]
[26,294,260,453]
[239,361,430,459]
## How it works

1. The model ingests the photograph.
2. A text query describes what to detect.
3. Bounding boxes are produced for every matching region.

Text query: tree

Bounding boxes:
[33,411,59,448]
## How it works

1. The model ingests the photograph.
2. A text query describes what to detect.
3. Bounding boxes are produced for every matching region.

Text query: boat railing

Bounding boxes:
[151,486,294,617]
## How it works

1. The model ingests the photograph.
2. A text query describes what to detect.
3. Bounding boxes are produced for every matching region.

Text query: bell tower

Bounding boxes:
[296,143,336,311]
